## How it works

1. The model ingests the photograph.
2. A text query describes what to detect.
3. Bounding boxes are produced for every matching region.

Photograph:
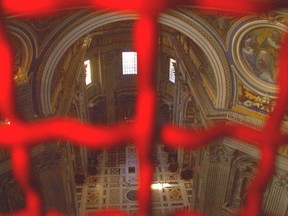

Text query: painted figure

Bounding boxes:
[241,29,282,84]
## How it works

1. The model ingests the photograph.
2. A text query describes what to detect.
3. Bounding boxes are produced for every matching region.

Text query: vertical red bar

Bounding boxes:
[0,21,14,119]
[134,13,158,216]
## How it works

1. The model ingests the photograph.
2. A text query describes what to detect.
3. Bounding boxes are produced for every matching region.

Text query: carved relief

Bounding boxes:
[208,145,234,163]
[273,171,288,189]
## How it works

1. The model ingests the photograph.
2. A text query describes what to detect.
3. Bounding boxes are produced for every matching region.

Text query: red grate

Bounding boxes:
[1,0,288,216]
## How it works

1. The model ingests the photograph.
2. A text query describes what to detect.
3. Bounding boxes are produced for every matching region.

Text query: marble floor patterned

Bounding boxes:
[76,144,193,216]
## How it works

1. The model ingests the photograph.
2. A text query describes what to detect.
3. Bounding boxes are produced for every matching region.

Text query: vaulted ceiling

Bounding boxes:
[5,7,288,128]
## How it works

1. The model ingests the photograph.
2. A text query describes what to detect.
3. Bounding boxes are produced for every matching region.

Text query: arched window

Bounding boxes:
[122,52,137,75]
[84,60,92,85]
[169,58,176,83]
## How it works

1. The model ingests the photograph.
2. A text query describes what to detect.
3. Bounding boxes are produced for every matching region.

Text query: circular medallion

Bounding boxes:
[232,20,287,94]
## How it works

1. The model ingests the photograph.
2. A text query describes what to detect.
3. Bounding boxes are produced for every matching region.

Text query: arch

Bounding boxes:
[39,11,230,115]
[159,13,230,109]
[6,21,38,72]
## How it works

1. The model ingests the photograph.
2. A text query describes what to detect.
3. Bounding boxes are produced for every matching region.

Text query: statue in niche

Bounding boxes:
[229,160,257,209]
[74,87,84,105]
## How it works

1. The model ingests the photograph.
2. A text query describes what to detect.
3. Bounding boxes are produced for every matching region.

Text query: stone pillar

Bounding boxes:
[32,144,78,215]
[195,144,234,216]
[263,171,288,215]
[102,51,116,123]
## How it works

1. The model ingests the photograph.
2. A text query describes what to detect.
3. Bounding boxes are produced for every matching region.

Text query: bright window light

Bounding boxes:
[151,183,171,190]
[169,58,176,83]
[122,52,137,75]
[84,60,92,85]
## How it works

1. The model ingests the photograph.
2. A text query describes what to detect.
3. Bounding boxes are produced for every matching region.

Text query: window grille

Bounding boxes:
[1,1,288,216]
[169,58,176,83]
[84,60,92,85]
[122,52,137,75]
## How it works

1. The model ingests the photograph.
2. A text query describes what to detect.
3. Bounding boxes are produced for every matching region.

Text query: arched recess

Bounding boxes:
[38,10,230,115]
[6,21,39,119]
[6,21,38,82]
[225,155,258,211]
[159,11,231,110]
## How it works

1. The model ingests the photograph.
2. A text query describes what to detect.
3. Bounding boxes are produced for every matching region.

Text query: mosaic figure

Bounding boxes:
[241,28,283,84]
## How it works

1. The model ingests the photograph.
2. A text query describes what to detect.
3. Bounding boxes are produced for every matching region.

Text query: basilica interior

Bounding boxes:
[1,5,288,216]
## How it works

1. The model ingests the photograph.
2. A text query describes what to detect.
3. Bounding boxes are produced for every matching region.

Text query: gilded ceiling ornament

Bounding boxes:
[260,12,288,25]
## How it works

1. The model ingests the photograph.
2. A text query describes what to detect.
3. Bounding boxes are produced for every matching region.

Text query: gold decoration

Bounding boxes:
[238,83,275,113]
[260,12,288,25]
[14,66,28,85]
